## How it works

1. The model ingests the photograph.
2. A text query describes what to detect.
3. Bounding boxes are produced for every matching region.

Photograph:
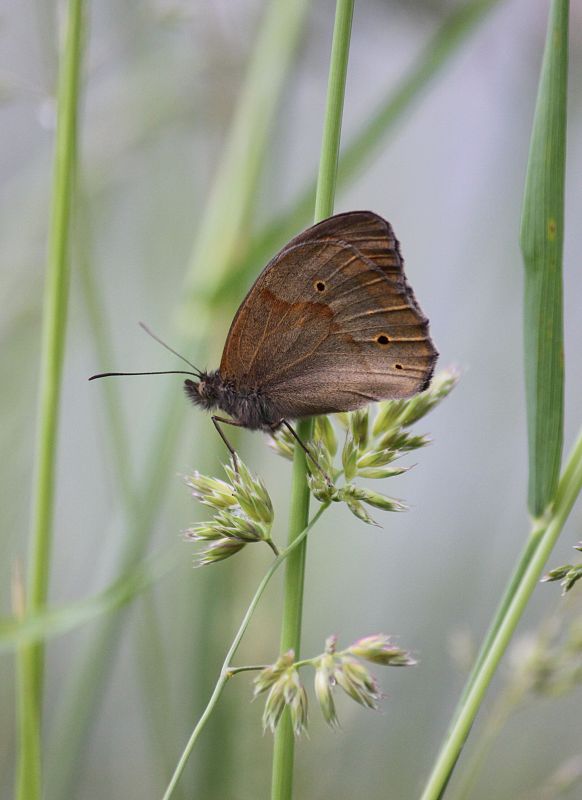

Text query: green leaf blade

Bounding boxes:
[520,0,569,517]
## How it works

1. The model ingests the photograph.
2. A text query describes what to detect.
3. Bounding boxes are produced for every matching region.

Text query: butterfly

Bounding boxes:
[90,211,437,469]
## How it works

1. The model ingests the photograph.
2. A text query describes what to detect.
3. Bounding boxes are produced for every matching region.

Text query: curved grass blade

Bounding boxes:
[4,552,175,651]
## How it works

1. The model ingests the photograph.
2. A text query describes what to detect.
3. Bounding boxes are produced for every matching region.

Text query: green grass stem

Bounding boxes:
[16,2,85,798]
[420,427,582,800]
[442,523,545,734]
[271,3,354,798]
[269,417,314,799]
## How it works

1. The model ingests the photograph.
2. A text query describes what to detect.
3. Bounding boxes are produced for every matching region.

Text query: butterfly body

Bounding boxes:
[184,372,280,430]
[183,211,437,431]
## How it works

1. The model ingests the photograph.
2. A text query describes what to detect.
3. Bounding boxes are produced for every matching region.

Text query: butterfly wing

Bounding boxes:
[219,211,438,418]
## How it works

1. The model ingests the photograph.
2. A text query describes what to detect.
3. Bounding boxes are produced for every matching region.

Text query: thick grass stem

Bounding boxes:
[420,427,582,800]
[270,2,354,798]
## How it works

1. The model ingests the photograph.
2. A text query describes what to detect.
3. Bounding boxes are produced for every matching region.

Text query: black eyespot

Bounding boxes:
[315,280,326,292]
[395,364,403,370]
[377,334,389,345]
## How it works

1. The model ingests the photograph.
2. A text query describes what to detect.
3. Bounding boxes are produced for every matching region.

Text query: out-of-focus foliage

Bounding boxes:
[2,2,582,799]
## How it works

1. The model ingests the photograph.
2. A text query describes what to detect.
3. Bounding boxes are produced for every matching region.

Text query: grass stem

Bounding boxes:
[419,427,582,800]
[16,2,85,798]
[270,2,354,798]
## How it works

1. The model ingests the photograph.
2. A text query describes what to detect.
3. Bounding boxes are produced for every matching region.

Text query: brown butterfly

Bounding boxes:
[90,211,437,468]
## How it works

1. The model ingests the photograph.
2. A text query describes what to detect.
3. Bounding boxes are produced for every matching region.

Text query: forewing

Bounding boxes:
[220,211,437,417]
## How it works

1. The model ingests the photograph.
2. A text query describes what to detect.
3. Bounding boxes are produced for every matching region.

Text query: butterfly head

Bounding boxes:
[184,371,222,412]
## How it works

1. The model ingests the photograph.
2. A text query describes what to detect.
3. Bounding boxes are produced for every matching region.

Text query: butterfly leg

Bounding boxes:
[211,415,244,472]
[273,420,333,487]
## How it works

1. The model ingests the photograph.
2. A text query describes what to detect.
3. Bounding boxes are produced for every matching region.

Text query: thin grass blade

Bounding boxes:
[2,552,174,651]
[16,2,86,798]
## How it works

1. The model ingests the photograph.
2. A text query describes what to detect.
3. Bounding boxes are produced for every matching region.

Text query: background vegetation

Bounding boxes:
[1,1,581,798]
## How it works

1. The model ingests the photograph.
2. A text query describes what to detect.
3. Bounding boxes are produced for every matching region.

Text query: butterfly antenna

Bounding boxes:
[138,322,202,376]
[89,370,200,381]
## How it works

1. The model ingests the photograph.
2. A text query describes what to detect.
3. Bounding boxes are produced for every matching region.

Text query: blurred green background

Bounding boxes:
[1,1,581,798]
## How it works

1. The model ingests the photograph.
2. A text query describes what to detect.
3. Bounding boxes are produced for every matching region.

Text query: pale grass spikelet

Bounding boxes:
[543,543,582,595]
[371,399,407,438]
[313,652,339,728]
[333,657,381,710]
[255,633,415,734]
[396,368,460,427]
[288,676,308,736]
[254,651,295,696]
[356,447,400,469]
[505,601,582,703]
[372,367,459,437]
[305,481,406,527]
[310,439,335,485]
[542,566,573,583]
[274,368,459,526]
[268,424,296,460]
[335,411,350,430]
[350,407,369,452]
[262,681,287,734]
[341,432,358,482]
[356,465,410,480]
[316,633,415,722]
[193,538,245,567]
[184,457,276,565]
[224,459,274,526]
[348,634,417,666]
[343,495,378,526]
[184,472,236,509]
[344,485,407,513]
[315,415,338,458]
[561,567,582,594]
[377,429,430,452]
[254,652,307,734]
